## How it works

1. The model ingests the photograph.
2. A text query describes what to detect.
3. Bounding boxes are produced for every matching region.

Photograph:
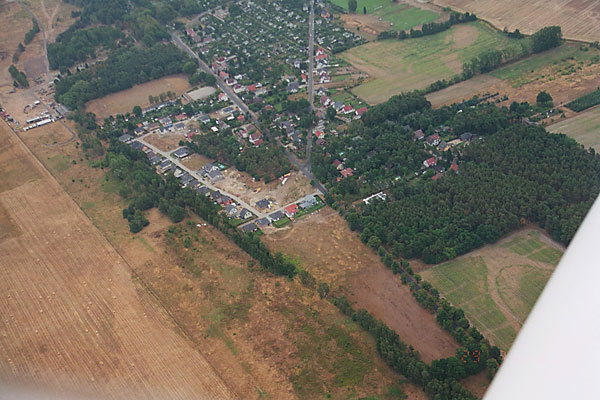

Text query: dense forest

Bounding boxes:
[187,133,292,181]
[55,44,190,109]
[48,26,125,70]
[314,92,600,264]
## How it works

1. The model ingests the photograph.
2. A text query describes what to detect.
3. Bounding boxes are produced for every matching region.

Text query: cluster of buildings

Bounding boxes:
[415,127,476,180]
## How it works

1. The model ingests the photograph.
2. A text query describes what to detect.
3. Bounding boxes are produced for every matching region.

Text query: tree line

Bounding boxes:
[565,87,600,112]
[377,11,476,41]
[9,65,29,88]
[24,18,40,45]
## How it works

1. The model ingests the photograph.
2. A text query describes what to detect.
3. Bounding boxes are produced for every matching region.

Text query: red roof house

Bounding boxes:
[450,163,459,172]
[355,106,368,117]
[314,130,325,139]
[342,104,354,114]
[332,159,343,170]
[423,157,437,168]
[340,167,354,178]
[284,204,299,218]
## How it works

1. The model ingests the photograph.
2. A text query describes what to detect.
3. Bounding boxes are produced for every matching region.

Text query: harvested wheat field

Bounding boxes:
[432,0,600,42]
[86,75,191,121]
[16,122,426,400]
[263,207,458,363]
[0,121,236,399]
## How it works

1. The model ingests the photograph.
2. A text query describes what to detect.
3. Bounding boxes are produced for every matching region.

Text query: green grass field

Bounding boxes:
[422,230,562,351]
[496,265,551,324]
[422,257,516,350]
[343,21,523,104]
[548,106,600,151]
[503,231,563,266]
[331,0,440,30]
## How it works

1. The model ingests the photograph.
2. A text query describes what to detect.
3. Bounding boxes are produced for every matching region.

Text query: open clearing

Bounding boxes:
[342,21,522,104]
[85,74,191,121]
[17,123,426,399]
[262,207,458,363]
[213,168,315,208]
[0,122,236,399]
[421,229,563,351]
[431,0,600,42]
[548,106,600,151]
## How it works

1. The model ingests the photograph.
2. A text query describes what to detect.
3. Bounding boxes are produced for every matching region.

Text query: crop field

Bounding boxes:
[0,122,236,399]
[332,0,441,31]
[431,0,600,42]
[85,75,191,121]
[17,123,424,399]
[548,106,600,151]
[342,21,522,104]
[263,207,458,363]
[421,229,563,351]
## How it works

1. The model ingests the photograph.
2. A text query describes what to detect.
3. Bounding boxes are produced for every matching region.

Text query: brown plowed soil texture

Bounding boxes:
[432,0,600,42]
[262,207,458,363]
[0,121,237,399]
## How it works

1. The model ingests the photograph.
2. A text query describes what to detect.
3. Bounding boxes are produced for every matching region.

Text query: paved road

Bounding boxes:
[306,0,315,163]
[170,29,327,194]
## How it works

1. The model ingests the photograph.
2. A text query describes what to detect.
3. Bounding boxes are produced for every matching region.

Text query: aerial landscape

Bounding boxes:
[0,0,599,399]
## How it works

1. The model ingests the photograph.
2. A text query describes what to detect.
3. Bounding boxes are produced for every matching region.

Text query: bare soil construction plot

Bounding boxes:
[432,0,600,42]
[213,169,315,208]
[86,75,191,121]
[262,207,458,363]
[421,228,564,351]
[0,122,236,399]
[144,131,186,152]
[17,122,425,400]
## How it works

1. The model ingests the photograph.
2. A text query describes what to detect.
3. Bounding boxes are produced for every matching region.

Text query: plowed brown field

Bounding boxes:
[0,121,236,399]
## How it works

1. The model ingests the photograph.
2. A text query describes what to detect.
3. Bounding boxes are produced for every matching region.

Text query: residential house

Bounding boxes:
[423,157,437,168]
[355,107,368,118]
[284,204,299,218]
[225,204,238,217]
[413,129,425,141]
[450,163,459,173]
[299,194,317,209]
[239,208,253,219]
[256,217,271,227]
[207,169,224,182]
[340,167,354,178]
[249,132,263,145]
[240,222,258,232]
[256,199,271,210]
[269,210,284,221]
[172,147,190,159]
[118,133,132,143]
[342,104,354,115]
[332,101,344,112]
[332,159,344,170]
[426,133,440,146]
[287,81,299,93]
